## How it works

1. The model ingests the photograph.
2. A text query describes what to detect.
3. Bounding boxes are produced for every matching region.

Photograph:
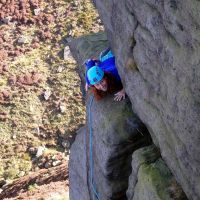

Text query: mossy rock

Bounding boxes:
[133,159,187,200]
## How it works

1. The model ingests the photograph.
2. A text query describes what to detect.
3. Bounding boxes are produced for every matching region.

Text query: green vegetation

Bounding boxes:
[0,0,103,182]
[28,183,38,192]
[136,159,174,200]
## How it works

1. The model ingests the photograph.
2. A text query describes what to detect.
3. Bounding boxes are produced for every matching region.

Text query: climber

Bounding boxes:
[85,48,125,101]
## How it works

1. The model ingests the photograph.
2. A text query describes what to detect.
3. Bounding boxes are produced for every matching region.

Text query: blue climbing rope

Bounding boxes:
[88,95,101,200]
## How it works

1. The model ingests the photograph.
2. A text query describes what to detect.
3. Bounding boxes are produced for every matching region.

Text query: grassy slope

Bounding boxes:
[0,0,103,181]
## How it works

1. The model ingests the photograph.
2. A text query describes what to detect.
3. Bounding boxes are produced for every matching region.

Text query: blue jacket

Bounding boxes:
[85,50,121,85]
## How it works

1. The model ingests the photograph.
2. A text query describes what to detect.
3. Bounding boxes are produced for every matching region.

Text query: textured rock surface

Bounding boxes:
[127,145,160,199]
[69,127,90,200]
[69,33,152,199]
[69,95,152,200]
[127,145,187,200]
[93,0,200,199]
[133,158,187,200]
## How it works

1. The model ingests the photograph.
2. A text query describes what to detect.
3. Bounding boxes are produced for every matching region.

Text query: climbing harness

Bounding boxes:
[88,95,101,200]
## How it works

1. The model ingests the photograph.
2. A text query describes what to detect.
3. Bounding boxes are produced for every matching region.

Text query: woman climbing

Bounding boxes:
[85,48,125,101]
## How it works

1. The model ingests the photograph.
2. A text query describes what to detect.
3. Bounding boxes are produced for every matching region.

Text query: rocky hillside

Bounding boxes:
[0,0,103,199]
[69,0,200,200]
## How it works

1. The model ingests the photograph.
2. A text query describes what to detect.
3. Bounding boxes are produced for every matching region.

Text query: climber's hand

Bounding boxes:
[114,89,125,101]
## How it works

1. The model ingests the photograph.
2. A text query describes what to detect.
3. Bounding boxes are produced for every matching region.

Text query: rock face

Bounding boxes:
[69,33,187,200]
[69,127,91,200]
[127,145,187,200]
[93,1,200,199]
[69,95,152,199]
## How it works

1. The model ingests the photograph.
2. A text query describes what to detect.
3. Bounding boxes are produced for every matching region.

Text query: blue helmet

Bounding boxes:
[87,66,104,85]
